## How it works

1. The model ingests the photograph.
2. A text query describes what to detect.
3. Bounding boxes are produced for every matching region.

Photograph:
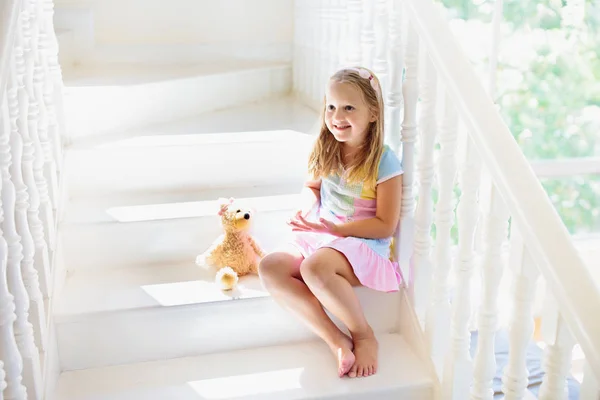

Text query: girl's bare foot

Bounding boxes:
[348,330,378,378]
[329,334,355,377]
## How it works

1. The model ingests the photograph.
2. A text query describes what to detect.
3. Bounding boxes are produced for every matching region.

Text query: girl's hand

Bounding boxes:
[287,214,340,236]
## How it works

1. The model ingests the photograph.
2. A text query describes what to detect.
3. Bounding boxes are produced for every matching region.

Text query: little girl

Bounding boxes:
[258,67,403,379]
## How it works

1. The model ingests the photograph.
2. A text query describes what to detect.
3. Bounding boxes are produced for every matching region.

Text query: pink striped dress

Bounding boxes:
[290,145,404,292]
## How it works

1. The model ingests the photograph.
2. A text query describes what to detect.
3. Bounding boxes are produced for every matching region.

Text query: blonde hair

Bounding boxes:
[307,67,384,184]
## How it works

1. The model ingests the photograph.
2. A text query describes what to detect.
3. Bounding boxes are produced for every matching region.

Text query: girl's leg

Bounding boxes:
[300,248,378,378]
[258,245,355,377]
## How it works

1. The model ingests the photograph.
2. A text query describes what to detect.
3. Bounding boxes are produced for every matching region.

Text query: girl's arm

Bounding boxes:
[297,177,322,216]
[335,175,403,239]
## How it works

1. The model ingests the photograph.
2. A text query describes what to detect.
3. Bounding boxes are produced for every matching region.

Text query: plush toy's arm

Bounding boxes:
[196,237,224,267]
[248,236,265,258]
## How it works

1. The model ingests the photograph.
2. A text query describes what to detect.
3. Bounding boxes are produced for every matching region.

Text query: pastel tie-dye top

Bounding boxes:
[318,145,404,258]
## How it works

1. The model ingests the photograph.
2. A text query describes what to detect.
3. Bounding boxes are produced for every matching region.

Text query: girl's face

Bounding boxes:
[324,80,376,149]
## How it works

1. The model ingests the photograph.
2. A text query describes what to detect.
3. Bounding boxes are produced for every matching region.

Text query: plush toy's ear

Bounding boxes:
[217,197,235,216]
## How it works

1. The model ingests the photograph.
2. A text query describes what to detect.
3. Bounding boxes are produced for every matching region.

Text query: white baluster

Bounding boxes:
[424,91,458,377]
[23,1,55,256]
[394,22,418,283]
[413,52,438,324]
[0,93,27,400]
[2,81,43,400]
[318,1,328,94]
[41,0,65,173]
[373,0,389,95]
[15,11,51,331]
[328,0,340,74]
[0,361,5,400]
[8,57,48,353]
[538,295,576,400]
[443,131,481,399]
[34,0,60,224]
[293,0,300,95]
[580,361,600,400]
[296,1,308,102]
[360,0,375,69]
[337,0,349,67]
[310,0,320,106]
[470,181,509,400]
[501,227,539,400]
[386,0,404,151]
[346,0,362,66]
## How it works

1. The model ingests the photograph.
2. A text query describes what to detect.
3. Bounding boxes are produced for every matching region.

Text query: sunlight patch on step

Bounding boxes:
[106,193,301,222]
[140,276,268,306]
[92,129,313,149]
[186,368,305,399]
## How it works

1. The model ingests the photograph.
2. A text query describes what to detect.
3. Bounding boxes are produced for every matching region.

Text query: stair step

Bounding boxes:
[62,60,292,141]
[64,128,313,197]
[61,185,305,270]
[54,263,404,371]
[54,333,434,400]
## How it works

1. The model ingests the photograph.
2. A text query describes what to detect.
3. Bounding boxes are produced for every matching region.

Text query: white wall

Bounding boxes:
[54,0,293,66]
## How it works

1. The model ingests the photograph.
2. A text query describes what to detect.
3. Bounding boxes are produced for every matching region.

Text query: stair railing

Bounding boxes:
[0,0,65,398]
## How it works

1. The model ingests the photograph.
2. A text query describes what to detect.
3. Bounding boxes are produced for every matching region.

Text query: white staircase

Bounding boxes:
[2,0,600,399]
[50,68,436,397]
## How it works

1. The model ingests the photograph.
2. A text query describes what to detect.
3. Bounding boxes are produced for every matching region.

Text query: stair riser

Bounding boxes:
[56,289,402,371]
[63,66,291,142]
[61,209,296,270]
[65,139,311,196]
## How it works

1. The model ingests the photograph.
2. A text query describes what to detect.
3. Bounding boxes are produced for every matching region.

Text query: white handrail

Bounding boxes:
[0,0,20,97]
[403,0,600,380]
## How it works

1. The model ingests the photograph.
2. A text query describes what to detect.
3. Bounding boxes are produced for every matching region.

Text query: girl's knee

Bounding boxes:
[258,250,302,283]
[300,256,332,288]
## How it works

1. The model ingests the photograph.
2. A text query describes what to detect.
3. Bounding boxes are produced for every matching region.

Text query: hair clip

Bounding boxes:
[347,67,380,96]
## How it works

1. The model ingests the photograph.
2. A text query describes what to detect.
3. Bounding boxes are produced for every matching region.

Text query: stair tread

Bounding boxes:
[54,262,269,319]
[67,95,318,149]
[63,59,289,86]
[54,333,433,400]
[65,183,303,224]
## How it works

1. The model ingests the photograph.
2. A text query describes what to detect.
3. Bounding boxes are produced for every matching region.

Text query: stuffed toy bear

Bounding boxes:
[195,198,265,290]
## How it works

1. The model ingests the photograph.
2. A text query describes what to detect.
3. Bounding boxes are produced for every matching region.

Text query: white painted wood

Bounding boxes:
[580,361,600,400]
[394,22,418,284]
[13,14,51,351]
[337,0,349,68]
[55,263,403,370]
[0,91,28,400]
[424,91,458,378]
[501,227,539,400]
[385,0,404,153]
[31,0,60,221]
[530,157,600,178]
[62,62,292,141]
[373,0,389,98]
[2,66,43,400]
[402,0,600,377]
[7,60,48,355]
[346,0,362,66]
[470,182,509,400]
[54,334,433,400]
[0,361,6,400]
[328,0,340,75]
[413,52,438,323]
[41,0,65,177]
[360,0,375,69]
[442,131,481,399]
[538,294,576,400]
[22,5,55,282]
